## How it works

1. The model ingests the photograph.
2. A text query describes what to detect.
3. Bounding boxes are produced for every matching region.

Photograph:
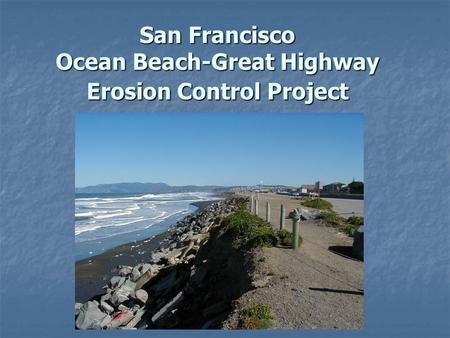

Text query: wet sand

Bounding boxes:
[75,200,216,303]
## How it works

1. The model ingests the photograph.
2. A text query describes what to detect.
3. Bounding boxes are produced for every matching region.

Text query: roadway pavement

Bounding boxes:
[322,198,364,217]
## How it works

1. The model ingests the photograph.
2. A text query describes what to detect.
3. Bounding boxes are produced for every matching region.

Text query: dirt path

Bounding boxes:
[227,193,364,329]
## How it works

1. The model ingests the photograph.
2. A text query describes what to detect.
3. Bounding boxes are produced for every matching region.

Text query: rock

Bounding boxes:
[118,304,130,312]
[111,289,130,306]
[164,248,183,261]
[100,301,114,314]
[167,256,177,266]
[191,234,208,245]
[100,292,112,303]
[109,280,136,306]
[300,208,320,220]
[122,279,136,293]
[118,266,133,277]
[135,269,154,290]
[180,241,195,260]
[75,301,111,329]
[110,276,126,288]
[151,250,168,264]
[125,307,147,328]
[352,226,364,261]
[133,289,149,304]
[139,263,152,275]
[107,310,134,329]
[184,254,196,262]
[180,231,194,243]
[151,291,184,325]
[75,303,83,316]
[130,266,141,282]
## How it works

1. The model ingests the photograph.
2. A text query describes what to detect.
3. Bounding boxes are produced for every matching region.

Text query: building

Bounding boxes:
[315,181,322,191]
[322,182,344,193]
[300,184,316,193]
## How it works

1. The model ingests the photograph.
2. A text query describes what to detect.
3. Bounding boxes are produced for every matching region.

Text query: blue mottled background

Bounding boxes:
[1,1,449,337]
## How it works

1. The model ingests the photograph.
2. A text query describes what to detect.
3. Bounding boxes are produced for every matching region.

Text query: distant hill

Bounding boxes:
[75,182,228,194]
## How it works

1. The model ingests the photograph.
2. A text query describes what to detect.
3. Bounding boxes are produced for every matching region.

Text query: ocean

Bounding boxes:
[75,192,219,261]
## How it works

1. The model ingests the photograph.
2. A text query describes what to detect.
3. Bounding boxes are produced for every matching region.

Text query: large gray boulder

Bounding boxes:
[118,266,133,277]
[151,291,184,326]
[110,276,126,289]
[139,263,152,275]
[135,269,154,290]
[107,310,134,328]
[111,288,130,306]
[130,266,141,282]
[352,226,364,261]
[300,208,320,220]
[133,289,149,304]
[75,303,83,316]
[76,301,111,329]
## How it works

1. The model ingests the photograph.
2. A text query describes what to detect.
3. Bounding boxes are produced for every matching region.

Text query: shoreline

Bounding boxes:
[75,199,217,303]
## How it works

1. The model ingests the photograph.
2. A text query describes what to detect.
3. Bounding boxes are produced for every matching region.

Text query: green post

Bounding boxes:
[289,208,301,250]
[280,204,285,230]
[266,202,270,222]
[292,218,300,250]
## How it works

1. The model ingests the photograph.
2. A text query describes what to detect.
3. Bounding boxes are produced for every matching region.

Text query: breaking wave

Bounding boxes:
[75,192,218,242]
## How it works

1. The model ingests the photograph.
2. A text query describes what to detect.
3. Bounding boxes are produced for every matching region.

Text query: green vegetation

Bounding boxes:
[223,209,277,248]
[342,215,364,236]
[320,210,345,226]
[348,181,364,194]
[302,198,332,210]
[341,224,358,237]
[223,210,302,249]
[347,216,364,226]
[238,304,273,329]
[276,229,302,247]
[319,211,364,237]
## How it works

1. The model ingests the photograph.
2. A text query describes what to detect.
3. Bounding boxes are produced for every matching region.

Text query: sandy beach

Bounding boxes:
[75,200,216,303]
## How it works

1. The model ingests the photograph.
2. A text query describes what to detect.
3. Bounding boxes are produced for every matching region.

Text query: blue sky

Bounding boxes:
[76,113,363,187]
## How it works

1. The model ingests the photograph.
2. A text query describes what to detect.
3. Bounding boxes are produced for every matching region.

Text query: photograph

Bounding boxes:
[74,112,364,329]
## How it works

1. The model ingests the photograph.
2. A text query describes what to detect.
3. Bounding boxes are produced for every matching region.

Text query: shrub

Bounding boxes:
[319,211,344,226]
[276,229,292,246]
[223,209,270,234]
[341,224,359,237]
[238,304,273,329]
[302,198,332,210]
[224,210,304,249]
[223,210,277,248]
[276,229,302,248]
[347,216,364,226]
[320,212,363,237]
[248,226,278,248]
